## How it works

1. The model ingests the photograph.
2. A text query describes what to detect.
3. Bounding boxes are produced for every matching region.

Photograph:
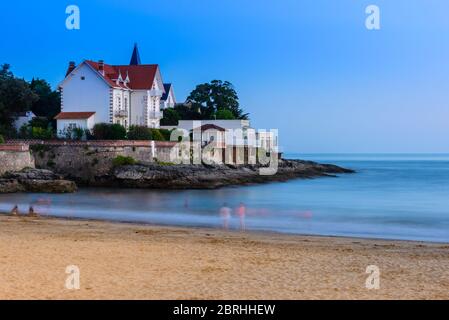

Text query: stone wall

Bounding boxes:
[0,145,35,175]
[30,142,178,183]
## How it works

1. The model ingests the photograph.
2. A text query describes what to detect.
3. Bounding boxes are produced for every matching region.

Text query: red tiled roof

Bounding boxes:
[83,61,160,90]
[54,112,96,120]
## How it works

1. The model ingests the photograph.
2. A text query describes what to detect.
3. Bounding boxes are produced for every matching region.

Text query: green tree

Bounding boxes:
[29,78,61,121]
[0,64,38,135]
[186,80,248,120]
[215,108,236,120]
[160,108,181,126]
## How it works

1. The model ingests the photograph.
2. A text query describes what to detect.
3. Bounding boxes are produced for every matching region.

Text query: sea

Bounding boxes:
[1,154,449,243]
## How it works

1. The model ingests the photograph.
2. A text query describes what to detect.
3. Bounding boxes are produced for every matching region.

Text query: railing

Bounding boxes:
[115,109,128,117]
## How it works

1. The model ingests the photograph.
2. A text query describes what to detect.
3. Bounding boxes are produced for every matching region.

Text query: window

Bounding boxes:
[124,97,128,110]
[81,76,85,80]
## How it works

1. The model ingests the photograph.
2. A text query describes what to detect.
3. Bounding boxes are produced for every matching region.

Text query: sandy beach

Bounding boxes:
[0,214,448,300]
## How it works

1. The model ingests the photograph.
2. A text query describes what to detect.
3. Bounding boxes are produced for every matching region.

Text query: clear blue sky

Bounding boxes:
[1,0,449,153]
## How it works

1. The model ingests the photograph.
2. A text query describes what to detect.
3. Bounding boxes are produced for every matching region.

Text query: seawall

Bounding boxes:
[0,144,35,175]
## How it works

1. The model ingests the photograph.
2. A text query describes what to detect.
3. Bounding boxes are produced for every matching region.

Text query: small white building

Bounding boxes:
[14,111,36,131]
[55,44,176,137]
[55,112,96,137]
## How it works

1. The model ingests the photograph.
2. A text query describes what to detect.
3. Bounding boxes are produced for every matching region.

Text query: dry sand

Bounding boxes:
[0,214,448,300]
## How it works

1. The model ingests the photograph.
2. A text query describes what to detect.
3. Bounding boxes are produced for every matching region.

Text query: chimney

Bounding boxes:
[98,60,105,75]
[66,61,76,76]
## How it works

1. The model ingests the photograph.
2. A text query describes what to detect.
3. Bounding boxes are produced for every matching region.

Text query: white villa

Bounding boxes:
[55,44,176,137]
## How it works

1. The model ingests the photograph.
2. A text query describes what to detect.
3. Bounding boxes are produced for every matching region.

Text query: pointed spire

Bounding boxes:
[130,43,141,65]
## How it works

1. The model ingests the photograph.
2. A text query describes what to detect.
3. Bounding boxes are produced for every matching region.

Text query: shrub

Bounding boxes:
[0,134,4,144]
[31,126,54,139]
[159,129,172,141]
[72,127,84,141]
[93,123,126,140]
[127,125,152,140]
[47,160,56,168]
[150,129,165,141]
[112,155,136,167]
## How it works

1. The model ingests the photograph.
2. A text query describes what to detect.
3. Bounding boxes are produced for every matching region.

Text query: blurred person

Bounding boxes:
[219,203,231,230]
[10,205,19,216]
[236,202,247,231]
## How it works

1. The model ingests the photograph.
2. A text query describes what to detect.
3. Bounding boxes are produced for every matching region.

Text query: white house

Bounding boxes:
[55,44,176,137]
[14,111,36,131]
[55,112,96,136]
[160,83,176,109]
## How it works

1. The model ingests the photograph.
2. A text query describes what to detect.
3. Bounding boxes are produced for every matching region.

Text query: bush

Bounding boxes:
[0,134,4,144]
[31,126,54,139]
[93,123,126,140]
[127,125,152,140]
[112,155,136,167]
[150,129,165,141]
[159,129,172,141]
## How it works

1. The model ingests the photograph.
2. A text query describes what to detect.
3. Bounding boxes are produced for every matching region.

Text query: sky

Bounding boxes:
[1,0,449,153]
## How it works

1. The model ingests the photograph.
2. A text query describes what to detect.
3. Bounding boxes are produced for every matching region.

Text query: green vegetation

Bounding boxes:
[46,160,56,168]
[150,128,165,141]
[160,80,248,125]
[0,64,60,137]
[112,155,136,167]
[93,123,127,140]
[0,134,4,144]
[127,125,152,140]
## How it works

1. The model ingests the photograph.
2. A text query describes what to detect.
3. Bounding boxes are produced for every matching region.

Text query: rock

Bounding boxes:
[97,159,355,189]
[0,168,77,193]
[0,179,25,193]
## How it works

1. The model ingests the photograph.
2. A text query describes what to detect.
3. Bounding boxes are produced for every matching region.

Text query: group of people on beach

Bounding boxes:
[219,202,246,231]
[10,205,38,217]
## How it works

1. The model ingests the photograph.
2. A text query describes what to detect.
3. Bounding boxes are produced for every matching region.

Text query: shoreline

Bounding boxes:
[3,211,448,245]
[1,214,448,299]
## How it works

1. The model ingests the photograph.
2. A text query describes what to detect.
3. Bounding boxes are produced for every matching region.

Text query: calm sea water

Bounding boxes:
[1,154,449,243]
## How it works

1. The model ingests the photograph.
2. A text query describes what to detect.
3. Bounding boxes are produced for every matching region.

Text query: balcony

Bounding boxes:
[149,111,163,119]
[149,89,163,97]
[115,109,128,118]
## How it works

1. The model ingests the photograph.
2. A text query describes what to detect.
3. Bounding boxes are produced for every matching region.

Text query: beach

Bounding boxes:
[0,214,448,300]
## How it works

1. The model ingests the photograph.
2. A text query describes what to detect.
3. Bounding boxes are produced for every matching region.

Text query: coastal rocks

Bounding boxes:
[0,168,77,193]
[99,159,354,189]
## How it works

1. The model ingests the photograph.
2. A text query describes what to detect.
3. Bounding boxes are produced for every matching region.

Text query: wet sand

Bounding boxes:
[0,214,448,300]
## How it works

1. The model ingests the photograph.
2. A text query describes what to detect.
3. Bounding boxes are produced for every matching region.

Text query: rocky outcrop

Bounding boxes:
[0,168,77,193]
[87,159,354,189]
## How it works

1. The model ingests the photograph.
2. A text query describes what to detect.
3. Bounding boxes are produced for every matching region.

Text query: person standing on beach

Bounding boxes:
[28,206,38,217]
[219,203,231,230]
[11,205,19,216]
[236,202,246,231]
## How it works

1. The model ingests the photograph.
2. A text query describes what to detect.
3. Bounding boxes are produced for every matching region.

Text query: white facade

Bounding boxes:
[56,116,96,137]
[60,64,111,123]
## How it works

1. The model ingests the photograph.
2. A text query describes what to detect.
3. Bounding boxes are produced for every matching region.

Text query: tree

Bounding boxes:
[0,64,38,135]
[215,108,235,120]
[186,80,249,120]
[29,78,61,121]
[160,108,181,126]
